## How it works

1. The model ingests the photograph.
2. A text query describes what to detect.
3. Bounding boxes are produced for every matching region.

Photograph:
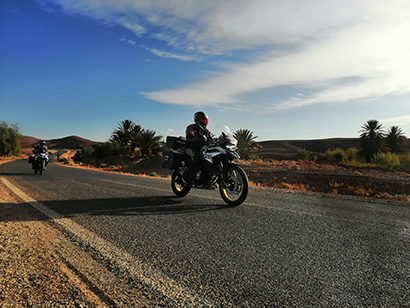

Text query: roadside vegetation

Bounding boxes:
[69,120,265,167]
[69,119,163,167]
[293,119,409,171]
[0,121,22,156]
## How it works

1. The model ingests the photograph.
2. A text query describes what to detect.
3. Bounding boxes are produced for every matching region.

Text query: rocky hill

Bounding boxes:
[20,135,100,149]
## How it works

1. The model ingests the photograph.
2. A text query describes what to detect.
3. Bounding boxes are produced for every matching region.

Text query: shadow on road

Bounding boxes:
[1,195,233,222]
[0,172,38,176]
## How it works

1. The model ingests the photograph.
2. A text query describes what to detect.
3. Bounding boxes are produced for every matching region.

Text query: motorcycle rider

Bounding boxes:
[33,140,48,154]
[32,140,49,165]
[184,111,212,186]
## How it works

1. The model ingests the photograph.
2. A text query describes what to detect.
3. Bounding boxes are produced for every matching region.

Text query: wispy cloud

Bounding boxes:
[381,115,410,126]
[44,0,410,111]
[165,129,176,135]
[139,45,202,61]
[150,49,202,61]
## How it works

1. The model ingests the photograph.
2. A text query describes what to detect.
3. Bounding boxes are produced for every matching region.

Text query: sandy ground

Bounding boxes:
[0,180,110,307]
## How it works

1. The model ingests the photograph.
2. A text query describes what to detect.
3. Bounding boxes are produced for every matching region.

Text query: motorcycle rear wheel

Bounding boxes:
[171,169,191,197]
[219,165,248,206]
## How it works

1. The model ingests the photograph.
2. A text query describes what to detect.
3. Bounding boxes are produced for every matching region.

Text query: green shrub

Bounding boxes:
[81,146,94,160]
[73,147,94,162]
[94,142,131,158]
[0,122,22,156]
[371,152,400,169]
[73,150,82,162]
[397,153,410,170]
[325,148,345,163]
[295,149,310,161]
[345,147,359,162]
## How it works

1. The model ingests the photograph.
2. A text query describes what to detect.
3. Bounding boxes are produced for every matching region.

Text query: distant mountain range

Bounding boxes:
[20,135,409,159]
[20,135,101,149]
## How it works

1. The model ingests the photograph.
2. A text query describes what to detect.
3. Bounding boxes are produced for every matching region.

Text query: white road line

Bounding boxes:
[0,177,214,307]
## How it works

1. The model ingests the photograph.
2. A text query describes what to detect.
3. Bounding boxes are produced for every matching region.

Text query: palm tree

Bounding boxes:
[109,119,142,152]
[138,129,162,156]
[359,119,385,163]
[110,119,135,146]
[386,125,407,154]
[233,129,261,160]
[129,124,143,152]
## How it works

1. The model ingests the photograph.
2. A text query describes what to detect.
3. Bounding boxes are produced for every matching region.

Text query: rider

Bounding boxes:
[33,140,49,154]
[185,111,212,186]
[32,140,49,165]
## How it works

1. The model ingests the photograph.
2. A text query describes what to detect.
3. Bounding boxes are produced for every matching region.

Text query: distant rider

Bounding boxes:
[32,140,49,165]
[33,140,48,154]
[184,111,212,186]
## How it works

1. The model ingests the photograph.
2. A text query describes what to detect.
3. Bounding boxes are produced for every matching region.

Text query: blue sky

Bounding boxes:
[1,0,409,142]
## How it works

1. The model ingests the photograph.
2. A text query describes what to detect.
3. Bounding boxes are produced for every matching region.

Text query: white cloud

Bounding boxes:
[381,115,410,125]
[150,49,202,61]
[165,129,176,135]
[144,0,410,108]
[48,0,410,109]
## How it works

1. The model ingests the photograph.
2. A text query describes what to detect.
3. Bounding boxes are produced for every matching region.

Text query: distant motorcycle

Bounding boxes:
[29,151,49,175]
[162,125,248,206]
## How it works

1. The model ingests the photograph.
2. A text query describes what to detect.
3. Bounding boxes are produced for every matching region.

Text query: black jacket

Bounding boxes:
[185,123,211,151]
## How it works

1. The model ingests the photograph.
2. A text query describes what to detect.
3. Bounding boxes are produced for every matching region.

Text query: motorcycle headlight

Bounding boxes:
[225,143,237,151]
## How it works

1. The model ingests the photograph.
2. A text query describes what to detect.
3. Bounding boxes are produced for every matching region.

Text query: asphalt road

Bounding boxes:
[1,158,410,307]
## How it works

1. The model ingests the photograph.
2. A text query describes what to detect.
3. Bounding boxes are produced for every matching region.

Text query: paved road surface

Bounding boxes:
[1,159,409,307]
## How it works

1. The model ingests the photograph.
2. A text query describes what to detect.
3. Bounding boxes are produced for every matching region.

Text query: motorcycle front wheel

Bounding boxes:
[39,160,45,175]
[219,165,248,206]
[171,169,191,197]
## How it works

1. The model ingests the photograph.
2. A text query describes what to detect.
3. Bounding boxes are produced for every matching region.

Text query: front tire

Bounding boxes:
[219,165,248,206]
[171,169,191,197]
[39,160,45,175]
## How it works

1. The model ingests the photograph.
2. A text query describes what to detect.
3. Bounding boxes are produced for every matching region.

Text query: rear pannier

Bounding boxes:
[166,136,186,149]
[161,151,183,169]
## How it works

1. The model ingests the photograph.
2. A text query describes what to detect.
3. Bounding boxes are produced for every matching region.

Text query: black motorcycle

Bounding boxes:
[162,126,248,206]
[29,151,49,175]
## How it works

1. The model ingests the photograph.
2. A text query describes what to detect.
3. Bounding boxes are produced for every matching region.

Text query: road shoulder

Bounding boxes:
[0,180,168,307]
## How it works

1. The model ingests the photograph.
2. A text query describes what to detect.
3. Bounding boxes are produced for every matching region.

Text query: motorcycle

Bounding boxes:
[29,151,49,175]
[161,125,248,206]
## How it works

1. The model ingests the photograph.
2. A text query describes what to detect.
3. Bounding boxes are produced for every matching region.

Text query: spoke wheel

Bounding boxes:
[171,169,191,197]
[219,165,248,206]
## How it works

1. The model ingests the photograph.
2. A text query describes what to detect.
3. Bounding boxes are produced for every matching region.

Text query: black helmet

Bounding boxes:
[194,111,209,127]
[40,140,46,145]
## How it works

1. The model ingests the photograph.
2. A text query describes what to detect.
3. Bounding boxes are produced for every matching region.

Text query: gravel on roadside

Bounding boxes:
[0,181,109,307]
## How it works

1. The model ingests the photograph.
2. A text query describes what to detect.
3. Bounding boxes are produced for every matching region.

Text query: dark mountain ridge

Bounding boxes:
[20,135,101,149]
